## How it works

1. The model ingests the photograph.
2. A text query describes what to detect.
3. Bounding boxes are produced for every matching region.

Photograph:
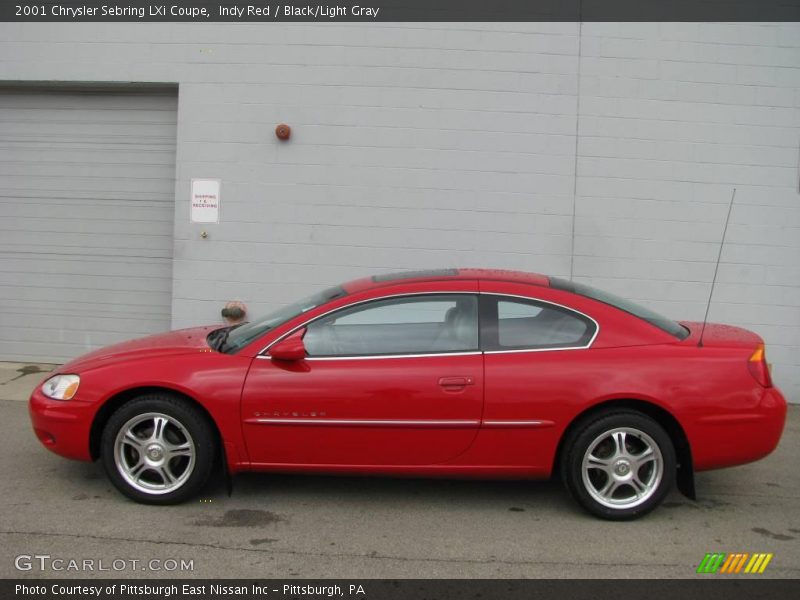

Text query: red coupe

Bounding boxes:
[29,269,787,519]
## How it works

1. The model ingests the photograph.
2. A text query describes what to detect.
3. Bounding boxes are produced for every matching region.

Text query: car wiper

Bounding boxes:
[207,326,232,352]
[206,328,224,351]
[215,327,234,353]
[215,323,247,353]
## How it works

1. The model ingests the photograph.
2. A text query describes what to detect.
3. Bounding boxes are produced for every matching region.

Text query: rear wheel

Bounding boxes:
[101,394,216,504]
[561,410,675,520]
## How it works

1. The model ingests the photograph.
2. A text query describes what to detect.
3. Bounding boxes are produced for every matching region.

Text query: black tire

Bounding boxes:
[100,393,216,505]
[560,410,676,520]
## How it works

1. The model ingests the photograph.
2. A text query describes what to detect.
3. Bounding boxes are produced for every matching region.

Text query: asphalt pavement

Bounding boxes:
[1,361,798,579]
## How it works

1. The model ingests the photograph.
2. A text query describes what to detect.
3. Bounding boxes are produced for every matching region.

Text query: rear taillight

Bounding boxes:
[748,343,773,388]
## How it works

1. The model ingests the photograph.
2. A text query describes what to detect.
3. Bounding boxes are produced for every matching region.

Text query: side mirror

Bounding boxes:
[268,328,307,361]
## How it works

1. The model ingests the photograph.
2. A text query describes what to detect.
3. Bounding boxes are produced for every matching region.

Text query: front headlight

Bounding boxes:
[41,374,80,400]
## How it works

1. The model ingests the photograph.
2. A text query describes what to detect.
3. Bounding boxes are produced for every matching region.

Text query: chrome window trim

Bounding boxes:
[256,350,483,362]
[259,291,477,355]
[258,290,599,358]
[484,292,599,353]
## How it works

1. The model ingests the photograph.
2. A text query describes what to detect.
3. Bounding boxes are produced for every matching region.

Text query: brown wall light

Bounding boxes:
[275,123,291,140]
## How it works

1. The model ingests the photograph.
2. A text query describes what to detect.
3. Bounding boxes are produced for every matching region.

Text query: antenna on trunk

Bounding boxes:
[698,187,736,348]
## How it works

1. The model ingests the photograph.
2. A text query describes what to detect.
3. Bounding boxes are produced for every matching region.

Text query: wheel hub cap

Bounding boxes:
[613,459,631,477]
[146,443,165,463]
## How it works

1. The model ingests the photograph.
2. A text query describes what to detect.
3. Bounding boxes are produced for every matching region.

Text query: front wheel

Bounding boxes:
[561,411,676,520]
[101,394,216,504]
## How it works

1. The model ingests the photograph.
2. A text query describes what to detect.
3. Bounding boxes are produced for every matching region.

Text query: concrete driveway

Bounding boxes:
[1,361,798,579]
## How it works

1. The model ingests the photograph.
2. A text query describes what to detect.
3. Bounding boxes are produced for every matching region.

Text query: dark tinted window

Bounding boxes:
[304,295,478,357]
[550,278,689,340]
[487,297,595,350]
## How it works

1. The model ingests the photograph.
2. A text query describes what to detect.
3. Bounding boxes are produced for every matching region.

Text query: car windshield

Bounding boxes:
[213,286,348,353]
[550,278,689,340]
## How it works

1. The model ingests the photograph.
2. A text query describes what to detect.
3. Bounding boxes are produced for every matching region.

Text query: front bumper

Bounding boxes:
[29,387,96,461]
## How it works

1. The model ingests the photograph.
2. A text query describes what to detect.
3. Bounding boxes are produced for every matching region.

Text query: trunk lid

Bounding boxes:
[680,321,764,348]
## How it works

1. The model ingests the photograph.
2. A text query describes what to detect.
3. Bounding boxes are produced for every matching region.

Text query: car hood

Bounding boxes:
[58,325,220,373]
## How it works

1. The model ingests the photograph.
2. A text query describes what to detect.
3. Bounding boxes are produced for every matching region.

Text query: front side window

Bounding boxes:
[304,295,479,357]
[483,296,595,351]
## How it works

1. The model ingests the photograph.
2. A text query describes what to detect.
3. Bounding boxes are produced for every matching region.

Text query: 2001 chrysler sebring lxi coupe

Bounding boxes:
[30,269,787,519]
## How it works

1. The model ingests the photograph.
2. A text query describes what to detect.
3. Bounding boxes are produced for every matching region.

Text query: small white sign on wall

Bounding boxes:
[190,179,221,223]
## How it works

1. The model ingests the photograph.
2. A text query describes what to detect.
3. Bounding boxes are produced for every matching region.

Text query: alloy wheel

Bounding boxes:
[113,412,196,495]
[580,427,663,510]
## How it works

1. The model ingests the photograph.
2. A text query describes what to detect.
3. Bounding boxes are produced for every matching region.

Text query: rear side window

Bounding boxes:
[304,294,479,357]
[550,278,689,340]
[482,296,596,351]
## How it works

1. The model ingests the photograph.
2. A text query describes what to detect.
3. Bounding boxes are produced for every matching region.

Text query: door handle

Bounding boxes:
[438,376,475,388]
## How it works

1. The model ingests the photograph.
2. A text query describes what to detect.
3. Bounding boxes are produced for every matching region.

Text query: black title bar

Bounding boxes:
[3,1,800,22]
[6,579,800,600]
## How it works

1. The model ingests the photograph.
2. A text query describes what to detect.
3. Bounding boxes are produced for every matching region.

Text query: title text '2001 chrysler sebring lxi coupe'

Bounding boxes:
[29,269,787,519]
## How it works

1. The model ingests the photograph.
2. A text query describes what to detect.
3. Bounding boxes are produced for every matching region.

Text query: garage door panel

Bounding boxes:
[0,188,174,203]
[0,283,171,307]
[2,175,174,194]
[0,161,176,180]
[0,175,174,199]
[1,270,171,292]
[0,244,170,260]
[0,105,179,124]
[0,142,175,156]
[0,230,173,250]
[1,297,171,318]
[0,256,171,279]
[0,256,172,282]
[0,215,174,236]
[0,93,177,112]
[0,202,169,222]
[0,316,171,339]
[0,88,177,363]
[0,147,178,165]
[0,121,177,139]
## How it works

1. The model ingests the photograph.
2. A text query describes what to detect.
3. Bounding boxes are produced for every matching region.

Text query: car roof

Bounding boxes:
[342,268,551,294]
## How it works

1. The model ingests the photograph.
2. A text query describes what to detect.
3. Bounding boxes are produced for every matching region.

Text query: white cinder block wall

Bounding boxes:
[575,23,800,403]
[0,23,798,401]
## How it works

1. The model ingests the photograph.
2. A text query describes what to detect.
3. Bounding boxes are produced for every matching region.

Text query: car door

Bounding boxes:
[479,291,599,470]
[241,293,483,466]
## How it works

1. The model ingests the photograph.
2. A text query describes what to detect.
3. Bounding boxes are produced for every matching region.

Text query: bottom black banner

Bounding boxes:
[5,579,800,600]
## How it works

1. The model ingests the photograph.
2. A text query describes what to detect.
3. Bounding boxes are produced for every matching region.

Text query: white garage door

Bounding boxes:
[0,87,178,363]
